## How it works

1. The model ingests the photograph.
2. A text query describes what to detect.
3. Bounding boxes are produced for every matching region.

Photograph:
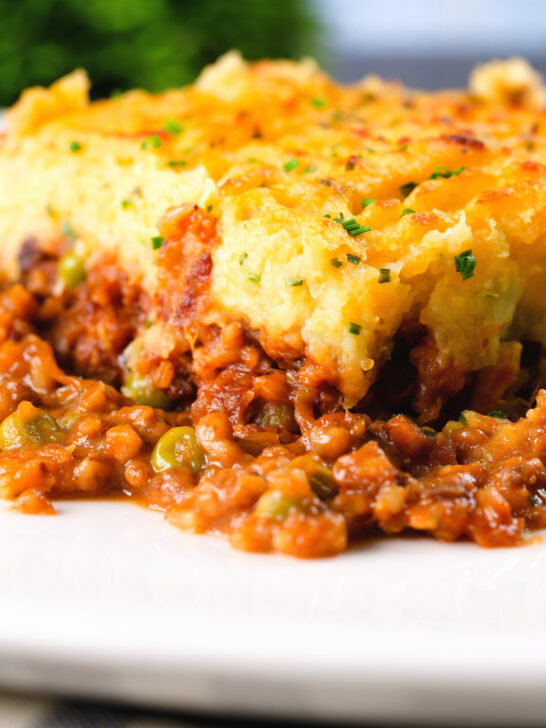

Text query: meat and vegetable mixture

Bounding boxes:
[2,226,546,557]
[3,54,546,556]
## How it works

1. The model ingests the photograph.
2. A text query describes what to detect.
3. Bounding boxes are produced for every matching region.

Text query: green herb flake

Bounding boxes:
[378,268,391,283]
[401,208,415,217]
[303,164,316,174]
[239,252,248,265]
[283,158,299,172]
[61,220,77,241]
[399,142,409,151]
[346,253,361,265]
[164,119,183,136]
[121,199,131,210]
[364,146,375,154]
[487,410,508,419]
[330,257,343,268]
[151,236,165,250]
[361,197,375,208]
[248,273,261,284]
[334,216,371,236]
[430,165,466,180]
[348,322,362,335]
[290,279,304,287]
[168,159,187,167]
[311,96,326,109]
[69,141,82,153]
[454,249,476,281]
[206,204,213,213]
[459,412,468,426]
[141,135,162,150]
[400,181,417,197]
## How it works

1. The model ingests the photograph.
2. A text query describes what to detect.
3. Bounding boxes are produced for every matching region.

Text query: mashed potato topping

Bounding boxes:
[1,54,546,411]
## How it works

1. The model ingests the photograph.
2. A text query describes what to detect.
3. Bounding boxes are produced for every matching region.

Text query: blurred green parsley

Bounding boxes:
[0,0,319,105]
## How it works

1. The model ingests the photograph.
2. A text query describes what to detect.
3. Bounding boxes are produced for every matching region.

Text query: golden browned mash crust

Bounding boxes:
[1,55,546,557]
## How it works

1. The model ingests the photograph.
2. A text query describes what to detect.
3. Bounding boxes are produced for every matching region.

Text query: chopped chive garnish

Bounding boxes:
[401,208,415,217]
[206,204,212,213]
[488,410,508,419]
[400,181,417,197]
[151,236,164,250]
[303,164,315,174]
[378,268,391,283]
[399,142,409,151]
[164,119,183,136]
[69,141,82,153]
[121,199,131,209]
[61,220,77,240]
[454,249,476,281]
[239,252,248,265]
[459,413,468,426]
[361,197,375,208]
[290,279,304,286]
[168,160,187,167]
[347,253,361,265]
[311,96,326,109]
[430,165,466,180]
[248,273,261,284]
[330,257,343,268]
[283,158,299,172]
[348,322,362,335]
[141,135,162,150]
[364,146,375,153]
[334,216,371,236]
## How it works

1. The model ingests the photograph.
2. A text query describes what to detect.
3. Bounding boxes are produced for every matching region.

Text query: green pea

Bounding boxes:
[255,402,297,431]
[255,489,298,520]
[58,252,86,288]
[151,426,205,474]
[290,455,339,500]
[121,372,171,409]
[308,463,338,500]
[0,409,60,450]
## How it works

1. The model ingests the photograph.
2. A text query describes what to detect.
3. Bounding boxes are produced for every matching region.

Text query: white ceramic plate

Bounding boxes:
[1,499,546,725]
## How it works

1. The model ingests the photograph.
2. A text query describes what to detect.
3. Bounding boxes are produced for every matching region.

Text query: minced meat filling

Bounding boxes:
[1,279,546,557]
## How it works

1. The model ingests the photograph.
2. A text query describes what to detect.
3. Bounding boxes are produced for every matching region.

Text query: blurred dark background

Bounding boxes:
[0,0,318,104]
[1,0,545,104]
